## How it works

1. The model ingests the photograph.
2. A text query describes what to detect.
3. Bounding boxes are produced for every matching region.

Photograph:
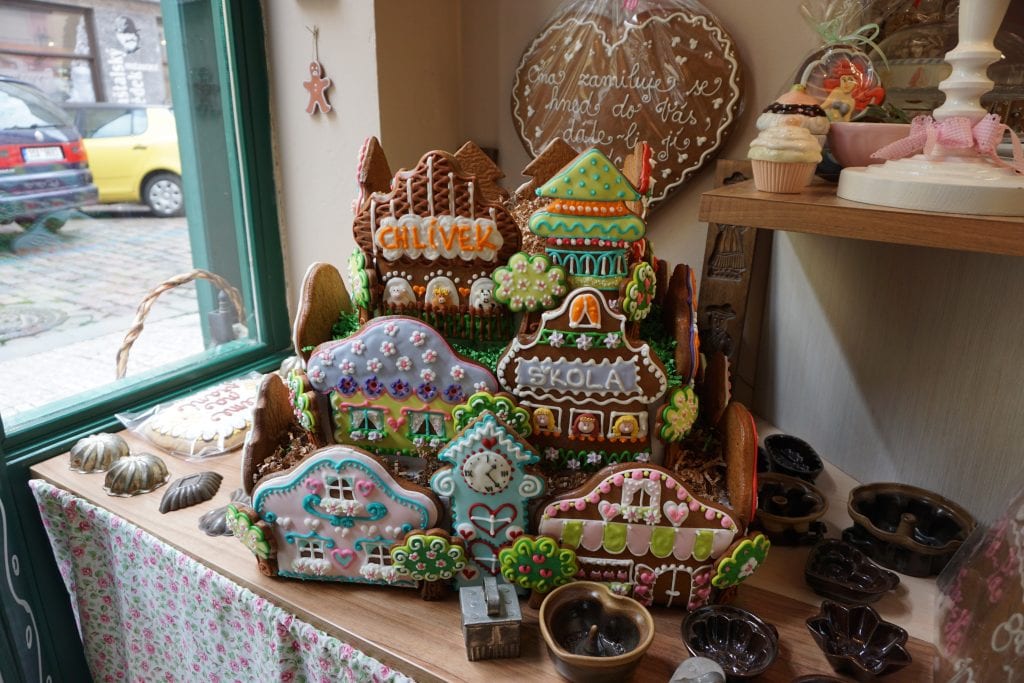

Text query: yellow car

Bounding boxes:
[63,104,184,217]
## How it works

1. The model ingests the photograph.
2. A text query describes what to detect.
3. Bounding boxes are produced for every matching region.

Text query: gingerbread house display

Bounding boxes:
[536,462,767,609]
[351,140,521,341]
[431,411,545,587]
[496,287,668,473]
[299,316,500,458]
[232,445,443,585]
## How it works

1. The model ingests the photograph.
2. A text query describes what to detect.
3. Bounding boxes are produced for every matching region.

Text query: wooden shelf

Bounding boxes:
[698,179,1024,256]
[31,430,938,682]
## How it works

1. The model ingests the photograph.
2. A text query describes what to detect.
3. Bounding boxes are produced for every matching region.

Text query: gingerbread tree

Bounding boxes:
[391,528,468,600]
[498,535,578,602]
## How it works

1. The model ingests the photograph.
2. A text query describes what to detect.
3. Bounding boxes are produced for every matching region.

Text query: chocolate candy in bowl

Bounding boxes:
[805,539,899,604]
[763,434,824,482]
[806,601,912,681]
[539,581,655,683]
[103,452,170,497]
[844,482,975,577]
[69,433,129,473]
[681,605,778,679]
[756,473,828,545]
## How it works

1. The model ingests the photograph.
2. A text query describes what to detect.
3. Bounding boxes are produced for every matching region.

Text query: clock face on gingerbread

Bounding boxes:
[461,450,513,494]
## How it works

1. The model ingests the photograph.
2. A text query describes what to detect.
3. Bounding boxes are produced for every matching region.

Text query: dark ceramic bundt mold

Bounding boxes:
[763,434,824,482]
[755,473,829,546]
[681,605,779,679]
[844,482,975,577]
[805,539,899,604]
[806,601,912,681]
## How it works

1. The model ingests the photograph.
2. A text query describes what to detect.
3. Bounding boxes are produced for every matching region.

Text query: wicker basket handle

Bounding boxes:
[116,269,245,379]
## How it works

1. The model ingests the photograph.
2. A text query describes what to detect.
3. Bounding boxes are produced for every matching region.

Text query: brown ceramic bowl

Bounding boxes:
[827,122,910,168]
[539,581,655,683]
[805,539,899,604]
[845,482,975,577]
[806,601,912,681]
[681,605,779,679]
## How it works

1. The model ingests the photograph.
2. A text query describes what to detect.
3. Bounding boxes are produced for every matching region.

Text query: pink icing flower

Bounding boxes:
[384,322,399,337]
[366,358,382,372]
[380,341,397,356]
[576,335,593,351]
[350,340,366,355]
[421,349,438,363]
[514,260,528,273]
[420,368,436,382]
[409,331,427,347]
[396,356,413,372]
[603,333,620,348]
[473,381,488,391]
[339,360,355,375]
[450,366,465,380]
[545,447,560,461]
[548,331,564,347]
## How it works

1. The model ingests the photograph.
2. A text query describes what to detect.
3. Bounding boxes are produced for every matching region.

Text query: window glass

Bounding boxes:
[0,1,286,444]
[92,110,131,137]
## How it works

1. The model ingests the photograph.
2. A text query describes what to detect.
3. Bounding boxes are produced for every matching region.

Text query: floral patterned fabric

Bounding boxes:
[29,480,415,683]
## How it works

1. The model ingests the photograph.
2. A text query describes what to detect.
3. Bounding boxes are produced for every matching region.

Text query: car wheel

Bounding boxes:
[144,172,184,217]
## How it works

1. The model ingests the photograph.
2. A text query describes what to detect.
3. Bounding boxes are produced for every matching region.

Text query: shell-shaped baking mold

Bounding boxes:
[103,452,170,497]
[69,433,130,474]
[159,471,224,513]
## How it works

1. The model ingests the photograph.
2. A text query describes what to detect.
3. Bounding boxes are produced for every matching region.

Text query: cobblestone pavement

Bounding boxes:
[0,211,204,426]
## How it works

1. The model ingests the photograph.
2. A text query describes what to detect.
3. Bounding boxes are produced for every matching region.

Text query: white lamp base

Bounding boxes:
[837,156,1024,216]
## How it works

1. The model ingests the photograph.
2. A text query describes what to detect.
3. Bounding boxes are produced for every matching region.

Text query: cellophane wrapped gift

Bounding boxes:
[793,0,901,121]
[935,481,1024,681]
[510,0,744,209]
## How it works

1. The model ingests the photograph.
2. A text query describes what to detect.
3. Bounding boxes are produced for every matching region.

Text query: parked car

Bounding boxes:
[0,77,98,231]
[63,103,184,217]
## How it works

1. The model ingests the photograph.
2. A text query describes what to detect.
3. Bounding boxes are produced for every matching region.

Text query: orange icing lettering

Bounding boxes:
[457,224,474,251]
[378,225,399,250]
[475,224,499,251]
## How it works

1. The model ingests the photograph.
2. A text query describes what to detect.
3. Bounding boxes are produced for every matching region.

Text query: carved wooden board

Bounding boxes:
[697,160,770,406]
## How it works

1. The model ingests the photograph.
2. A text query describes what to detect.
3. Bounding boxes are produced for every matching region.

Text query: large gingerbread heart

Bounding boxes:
[512,6,742,208]
[468,502,518,537]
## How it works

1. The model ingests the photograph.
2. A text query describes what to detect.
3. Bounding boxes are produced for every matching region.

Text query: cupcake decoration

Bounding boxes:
[757,84,830,148]
[748,119,823,194]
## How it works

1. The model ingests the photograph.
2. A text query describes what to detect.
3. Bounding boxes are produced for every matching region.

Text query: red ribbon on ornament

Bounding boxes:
[871,114,1024,174]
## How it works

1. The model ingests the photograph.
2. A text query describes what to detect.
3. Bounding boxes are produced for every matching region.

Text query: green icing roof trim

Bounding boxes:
[326,305,682,389]
[536,148,641,202]
[528,212,646,241]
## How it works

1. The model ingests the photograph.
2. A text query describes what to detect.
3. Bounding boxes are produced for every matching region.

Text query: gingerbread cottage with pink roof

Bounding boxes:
[536,462,756,609]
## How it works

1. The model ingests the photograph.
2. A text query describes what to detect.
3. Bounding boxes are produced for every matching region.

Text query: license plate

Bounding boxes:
[22,146,64,163]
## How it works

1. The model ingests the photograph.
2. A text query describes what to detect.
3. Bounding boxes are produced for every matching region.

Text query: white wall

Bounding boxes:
[264,1,1022,521]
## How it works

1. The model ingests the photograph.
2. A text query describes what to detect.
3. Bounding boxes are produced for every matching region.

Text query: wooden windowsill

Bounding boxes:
[698,179,1024,256]
[30,426,939,682]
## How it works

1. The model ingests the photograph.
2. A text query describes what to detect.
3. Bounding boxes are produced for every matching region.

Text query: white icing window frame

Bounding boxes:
[298,539,326,560]
[621,478,661,509]
[569,408,603,438]
[324,474,356,501]
[607,411,648,439]
[364,543,392,567]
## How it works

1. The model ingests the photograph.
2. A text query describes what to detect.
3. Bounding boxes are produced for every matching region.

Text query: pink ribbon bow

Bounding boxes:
[872,114,1024,174]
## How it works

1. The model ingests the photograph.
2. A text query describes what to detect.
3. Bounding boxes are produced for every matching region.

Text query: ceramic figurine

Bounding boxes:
[669,657,726,683]
[431,410,544,586]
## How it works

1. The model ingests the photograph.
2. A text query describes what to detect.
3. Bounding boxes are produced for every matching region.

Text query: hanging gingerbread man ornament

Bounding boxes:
[302,27,332,115]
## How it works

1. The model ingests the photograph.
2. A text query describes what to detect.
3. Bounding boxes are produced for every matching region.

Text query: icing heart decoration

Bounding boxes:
[539,569,553,578]
[505,525,524,542]
[412,285,426,296]
[598,500,621,521]
[481,437,498,449]
[468,539,502,576]
[386,417,405,430]
[330,548,356,568]
[462,567,478,580]
[456,523,476,541]
[355,480,375,497]
[663,500,689,526]
[511,7,743,207]
[458,287,470,298]
[468,502,517,537]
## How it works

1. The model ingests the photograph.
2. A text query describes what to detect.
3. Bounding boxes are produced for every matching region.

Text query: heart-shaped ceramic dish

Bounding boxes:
[539,581,655,683]
[805,539,899,604]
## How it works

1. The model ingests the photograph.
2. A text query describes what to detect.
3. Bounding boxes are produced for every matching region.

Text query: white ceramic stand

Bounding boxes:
[837,0,1024,216]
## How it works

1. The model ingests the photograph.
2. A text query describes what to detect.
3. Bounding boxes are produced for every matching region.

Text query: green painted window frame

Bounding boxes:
[0,2,288,681]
